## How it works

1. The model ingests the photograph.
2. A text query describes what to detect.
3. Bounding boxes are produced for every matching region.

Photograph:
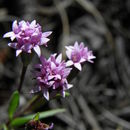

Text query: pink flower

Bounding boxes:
[66,41,96,71]
[31,54,72,100]
[26,120,53,130]
[3,20,52,57]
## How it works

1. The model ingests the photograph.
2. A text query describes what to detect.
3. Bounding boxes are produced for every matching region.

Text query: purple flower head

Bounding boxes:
[3,20,52,57]
[66,41,96,71]
[37,122,54,130]
[26,120,53,130]
[31,54,72,100]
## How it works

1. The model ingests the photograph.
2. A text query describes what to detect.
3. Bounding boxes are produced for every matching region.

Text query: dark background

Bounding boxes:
[0,0,130,130]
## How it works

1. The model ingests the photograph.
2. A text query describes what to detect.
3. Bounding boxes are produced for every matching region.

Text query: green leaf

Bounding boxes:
[33,112,39,121]
[55,92,70,98]
[2,124,8,130]
[10,108,65,127]
[65,92,70,97]
[8,91,19,120]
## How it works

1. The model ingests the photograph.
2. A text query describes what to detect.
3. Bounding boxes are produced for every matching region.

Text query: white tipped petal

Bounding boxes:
[30,20,36,27]
[8,43,11,47]
[51,62,56,69]
[41,37,50,44]
[10,35,16,41]
[65,46,73,51]
[67,84,73,89]
[74,63,82,71]
[48,75,54,80]
[12,20,17,27]
[3,32,15,38]
[89,55,96,59]
[33,45,41,57]
[80,58,86,63]
[56,54,62,63]
[21,21,27,30]
[43,89,49,100]
[42,31,52,37]
[66,60,73,67]
[52,53,57,57]
[88,55,96,63]
[55,74,61,80]
[16,50,22,57]
[66,50,71,59]
[65,46,70,50]
[12,20,18,30]
[8,42,17,49]
[74,41,79,49]
[30,86,41,94]
[62,91,66,97]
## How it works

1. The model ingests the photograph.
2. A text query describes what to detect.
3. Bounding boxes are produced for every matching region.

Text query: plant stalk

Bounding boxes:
[18,65,28,93]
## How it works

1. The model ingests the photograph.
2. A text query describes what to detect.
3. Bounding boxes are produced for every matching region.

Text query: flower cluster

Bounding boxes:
[4,20,96,100]
[26,120,53,130]
[31,54,72,100]
[3,20,52,57]
[3,20,96,130]
[66,41,96,71]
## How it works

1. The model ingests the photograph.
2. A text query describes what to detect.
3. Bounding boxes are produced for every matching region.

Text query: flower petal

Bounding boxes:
[40,37,50,45]
[42,88,49,100]
[8,42,18,49]
[67,84,73,89]
[30,20,36,27]
[16,50,22,57]
[61,90,65,97]
[51,62,56,69]
[11,35,16,41]
[80,42,85,49]
[49,123,54,129]
[3,31,15,38]
[56,54,62,63]
[80,58,86,63]
[74,41,79,49]
[88,56,96,63]
[55,74,61,80]
[66,60,73,67]
[30,86,41,93]
[66,50,71,59]
[12,20,17,29]
[33,45,41,57]
[12,20,19,33]
[42,31,52,37]
[48,75,54,80]
[74,63,82,71]
[21,43,33,53]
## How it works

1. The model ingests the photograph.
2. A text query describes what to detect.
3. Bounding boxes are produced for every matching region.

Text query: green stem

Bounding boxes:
[18,65,28,93]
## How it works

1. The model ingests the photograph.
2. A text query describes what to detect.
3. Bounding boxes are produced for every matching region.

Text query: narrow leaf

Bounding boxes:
[2,124,8,130]
[33,112,39,121]
[10,109,66,127]
[8,91,19,120]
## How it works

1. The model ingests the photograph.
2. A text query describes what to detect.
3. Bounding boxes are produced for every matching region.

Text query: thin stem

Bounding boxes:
[18,65,28,93]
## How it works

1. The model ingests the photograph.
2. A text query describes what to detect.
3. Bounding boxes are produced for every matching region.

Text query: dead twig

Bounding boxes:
[101,109,130,129]
[54,0,70,58]
[77,95,102,130]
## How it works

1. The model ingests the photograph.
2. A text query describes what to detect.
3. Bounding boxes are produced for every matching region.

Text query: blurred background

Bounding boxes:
[0,0,130,130]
